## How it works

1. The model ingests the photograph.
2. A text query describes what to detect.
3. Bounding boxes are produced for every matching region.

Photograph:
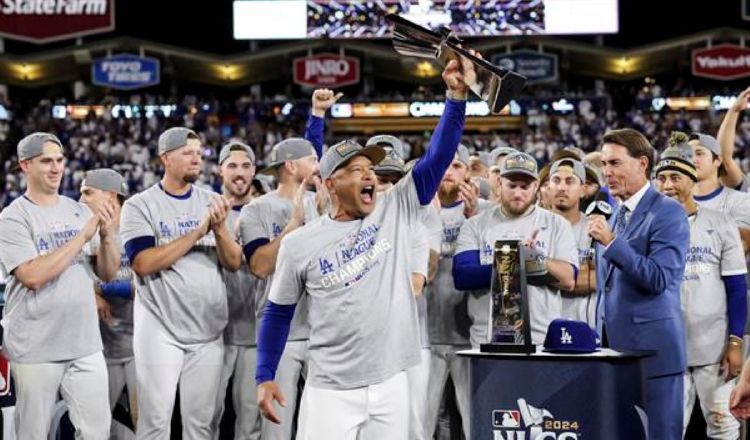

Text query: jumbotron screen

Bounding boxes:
[233,0,619,39]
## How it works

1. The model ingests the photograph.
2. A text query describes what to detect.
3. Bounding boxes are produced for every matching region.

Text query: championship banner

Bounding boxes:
[92,54,161,90]
[293,53,360,88]
[0,0,114,43]
[692,44,750,81]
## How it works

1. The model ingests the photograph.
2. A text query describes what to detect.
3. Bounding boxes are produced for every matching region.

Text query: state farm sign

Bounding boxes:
[692,44,750,80]
[294,53,359,88]
[0,0,114,43]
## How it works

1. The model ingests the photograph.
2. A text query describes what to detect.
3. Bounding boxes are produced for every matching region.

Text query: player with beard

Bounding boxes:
[239,89,336,439]
[655,134,746,439]
[210,142,264,439]
[453,152,578,346]
[425,143,488,440]
[121,127,243,438]
[548,159,597,326]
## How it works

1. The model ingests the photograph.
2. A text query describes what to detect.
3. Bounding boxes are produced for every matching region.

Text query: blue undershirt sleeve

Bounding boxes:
[255,301,296,384]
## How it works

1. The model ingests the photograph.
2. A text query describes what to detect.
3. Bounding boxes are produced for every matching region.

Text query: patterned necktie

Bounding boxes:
[614,206,629,236]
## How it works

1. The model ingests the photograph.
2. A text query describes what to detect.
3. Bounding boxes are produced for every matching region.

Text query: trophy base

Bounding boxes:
[480,343,536,354]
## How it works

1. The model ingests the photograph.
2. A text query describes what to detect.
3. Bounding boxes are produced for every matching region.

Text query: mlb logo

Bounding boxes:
[493,410,521,428]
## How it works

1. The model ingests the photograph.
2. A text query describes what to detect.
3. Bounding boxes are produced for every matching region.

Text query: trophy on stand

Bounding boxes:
[386,14,527,113]
[481,240,535,353]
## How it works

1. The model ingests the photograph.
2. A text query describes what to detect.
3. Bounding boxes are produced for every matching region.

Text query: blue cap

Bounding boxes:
[543,319,600,353]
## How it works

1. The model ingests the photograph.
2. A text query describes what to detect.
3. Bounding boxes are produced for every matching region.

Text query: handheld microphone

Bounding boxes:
[585,200,613,219]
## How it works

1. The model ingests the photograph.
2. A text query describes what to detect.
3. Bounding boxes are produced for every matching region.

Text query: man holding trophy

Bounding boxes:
[453,151,578,347]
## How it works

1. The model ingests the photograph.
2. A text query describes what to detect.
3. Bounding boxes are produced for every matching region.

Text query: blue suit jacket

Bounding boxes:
[595,186,689,378]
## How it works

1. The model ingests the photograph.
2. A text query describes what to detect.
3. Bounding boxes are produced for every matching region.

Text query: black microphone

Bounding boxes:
[584,200,613,256]
[585,200,613,220]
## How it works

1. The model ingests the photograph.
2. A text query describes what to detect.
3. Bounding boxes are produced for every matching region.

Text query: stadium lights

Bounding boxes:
[414,61,439,78]
[10,63,41,81]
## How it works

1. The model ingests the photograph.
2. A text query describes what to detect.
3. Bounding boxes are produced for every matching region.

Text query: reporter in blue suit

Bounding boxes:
[587,129,689,440]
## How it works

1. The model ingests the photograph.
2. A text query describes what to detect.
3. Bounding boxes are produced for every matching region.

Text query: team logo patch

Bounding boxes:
[335,141,360,157]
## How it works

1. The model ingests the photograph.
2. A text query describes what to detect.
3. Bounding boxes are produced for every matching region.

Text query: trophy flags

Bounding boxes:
[386,14,527,114]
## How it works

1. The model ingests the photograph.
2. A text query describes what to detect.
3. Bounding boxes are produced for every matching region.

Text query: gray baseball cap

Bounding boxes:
[476,151,492,167]
[158,127,199,155]
[455,144,471,166]
[689,133,721,156]
[320,139,386,180]
[489,146,517,165]
[81,168,128,196]
[550,158,586,183]
[366,135,404,160]
[17,132,63,161]
[501,152,538,180]
[374,155,405,175]
[219,141,256,165]
[260,138,316,175]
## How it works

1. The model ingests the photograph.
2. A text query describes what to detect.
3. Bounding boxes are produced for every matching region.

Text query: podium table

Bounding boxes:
[459,348,650,440]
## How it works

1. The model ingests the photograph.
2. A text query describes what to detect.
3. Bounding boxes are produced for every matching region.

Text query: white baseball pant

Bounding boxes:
[107,358,137,437]
[407,347,431,440]
[296,370,409,440]
[133,298,223,440]
[425,344,471,439]
[211,345,261,440]
[683,363,740,439]
[12,350,111,440]
[261,339,308,440]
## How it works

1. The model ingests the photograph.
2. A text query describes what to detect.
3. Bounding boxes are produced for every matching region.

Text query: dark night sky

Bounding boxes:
[2,0,748,55]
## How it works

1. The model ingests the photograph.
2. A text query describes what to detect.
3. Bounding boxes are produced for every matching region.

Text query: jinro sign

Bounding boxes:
[692,44,750,80]
[293,53,360,88]
[92,54,160,90]
[0,0,114,43]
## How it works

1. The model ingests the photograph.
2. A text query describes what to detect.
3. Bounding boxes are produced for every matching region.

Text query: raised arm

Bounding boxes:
[718,87,750,189]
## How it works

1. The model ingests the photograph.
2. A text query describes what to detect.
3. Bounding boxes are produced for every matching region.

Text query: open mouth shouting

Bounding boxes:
[360,185,375,204]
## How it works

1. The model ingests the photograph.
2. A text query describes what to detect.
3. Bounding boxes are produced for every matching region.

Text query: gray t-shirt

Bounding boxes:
[560,216,596,326]
[224,207,263,346]
[695,186,750,228]
[0,196,102,363]
[90,237,134,363]
[428,201,473,346]
[238,190,318,341]
[456,205,578,347]
[268,174,424,390]
[120,183,228,344]
[411,224,430,348]
[682,208,747,366]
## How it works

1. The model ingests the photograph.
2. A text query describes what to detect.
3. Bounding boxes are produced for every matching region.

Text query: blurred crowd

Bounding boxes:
[1,89,750,208]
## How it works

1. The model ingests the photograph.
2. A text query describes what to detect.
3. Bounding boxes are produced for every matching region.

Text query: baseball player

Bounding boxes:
[370,144,443,440]
[654,133,747,439]
[255,57,470,439]
[548,158,597,326]
[120,127,242,438]
[689,132,750,251]
[454,151,578,346]
[716,86,750,192]
[210,142,262,439]
[425,143,489,439]
[0,133,120,439]
[80,169,138,436]
[238,89,338,439]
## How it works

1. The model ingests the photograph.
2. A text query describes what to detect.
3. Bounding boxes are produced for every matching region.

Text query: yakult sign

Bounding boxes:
[0,0,114,43]
[294,53,360,88]
[692,44,750,80]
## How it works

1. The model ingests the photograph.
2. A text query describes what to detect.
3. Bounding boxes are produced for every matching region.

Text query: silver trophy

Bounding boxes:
[386,14,527,114]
